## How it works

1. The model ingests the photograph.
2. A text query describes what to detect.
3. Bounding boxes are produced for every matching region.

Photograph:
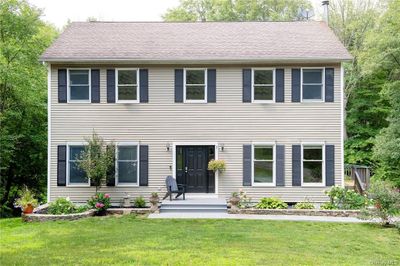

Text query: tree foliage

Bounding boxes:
[163,0,313,22]
[77,132,115,193]
[360,0,400,186]
[0,0,58,216]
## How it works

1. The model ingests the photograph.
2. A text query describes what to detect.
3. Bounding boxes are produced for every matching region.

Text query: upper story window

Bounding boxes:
[116,69,138,103]
[184,69,207,103]
[253,144,275,186]
[67,145,89,185]
[302,144,324,186]
[116,143,139,186]
[253,69,275,102]
[302,68,324,101]
[68,69,90,102]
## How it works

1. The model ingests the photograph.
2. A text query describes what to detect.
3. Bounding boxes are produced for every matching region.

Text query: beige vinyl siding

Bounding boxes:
[50,64,342,203]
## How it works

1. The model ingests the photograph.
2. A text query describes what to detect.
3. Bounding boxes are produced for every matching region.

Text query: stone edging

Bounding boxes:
[107,208,154,215]
[228,208,361,217]
[22,209,96,222]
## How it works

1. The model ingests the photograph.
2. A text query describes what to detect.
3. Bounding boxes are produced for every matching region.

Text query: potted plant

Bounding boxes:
[229,192,240,211]
[149,192,159,211]
[208,159,226,173]
[88,193,111,216]
[15,186,39,214]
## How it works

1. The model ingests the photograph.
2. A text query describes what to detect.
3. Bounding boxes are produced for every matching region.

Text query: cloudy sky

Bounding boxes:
[29,0,323,29]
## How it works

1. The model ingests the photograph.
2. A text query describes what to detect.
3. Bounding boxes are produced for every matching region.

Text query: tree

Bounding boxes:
[329,0,389,166]
[359,0,400,186]
[163,0,313,22]
[77,132,115,193]
[0,0,58,216]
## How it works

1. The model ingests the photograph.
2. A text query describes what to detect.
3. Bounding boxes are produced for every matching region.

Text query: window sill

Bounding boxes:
[184,100,208,104]
[116,184,139,187]
[300,183,325,187]
[67,100,91,104]
[66,184,91,187]
[252,183,276,187]
[301,100,325,103]
[252,100,275,104]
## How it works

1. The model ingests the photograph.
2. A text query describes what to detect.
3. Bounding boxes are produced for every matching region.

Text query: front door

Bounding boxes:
[176,146,215,193]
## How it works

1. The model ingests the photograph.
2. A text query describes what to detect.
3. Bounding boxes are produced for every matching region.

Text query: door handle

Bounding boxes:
[185,166,188,173]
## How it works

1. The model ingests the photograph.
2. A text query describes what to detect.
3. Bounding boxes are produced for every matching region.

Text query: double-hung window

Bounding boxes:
[184,69,207,102]
[253,69,275,102]
[116,144,139,186]
[68,69,90,102]
[67,145,89,185]
[302,68,324,101]
[116,69,138,103]
[253,144,275,185]
[302,145,324,185]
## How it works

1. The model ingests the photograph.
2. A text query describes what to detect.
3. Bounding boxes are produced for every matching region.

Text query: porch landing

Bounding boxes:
[159,195,227,213]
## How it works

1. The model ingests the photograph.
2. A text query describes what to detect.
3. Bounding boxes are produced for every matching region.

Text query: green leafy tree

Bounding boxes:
[359,0,400,186]
[0,0,58,216]
[76,132,115,193]
[163,0,312,22]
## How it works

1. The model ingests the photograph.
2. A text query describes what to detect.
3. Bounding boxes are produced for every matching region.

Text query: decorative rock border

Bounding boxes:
[107,208,154,215]
[22,209,96,222]
[228,208,361,217]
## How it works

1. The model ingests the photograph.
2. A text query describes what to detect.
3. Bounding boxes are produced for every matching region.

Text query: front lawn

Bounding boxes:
[1,216,399,265]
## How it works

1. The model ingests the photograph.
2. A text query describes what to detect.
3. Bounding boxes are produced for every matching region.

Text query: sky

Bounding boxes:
[29,0,324,29]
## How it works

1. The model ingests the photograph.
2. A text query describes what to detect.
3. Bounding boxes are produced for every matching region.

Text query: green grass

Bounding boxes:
[1,216,399,265]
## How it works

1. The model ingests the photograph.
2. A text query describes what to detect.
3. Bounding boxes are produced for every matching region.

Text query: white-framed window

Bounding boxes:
[116,143,139,186]
[301,68,325,102]
[68,69,91,102]
[116,69,139,103]
[252,143,275,186]
[184,68,207,103]
[252,68,275,102]
[302,144,325,186]
[67,144,90,186]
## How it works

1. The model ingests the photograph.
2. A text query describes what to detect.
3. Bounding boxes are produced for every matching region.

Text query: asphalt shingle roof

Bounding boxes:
[41,21,352,62]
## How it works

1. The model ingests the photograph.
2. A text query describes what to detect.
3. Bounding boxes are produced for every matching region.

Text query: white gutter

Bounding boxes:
[340,63,345,188]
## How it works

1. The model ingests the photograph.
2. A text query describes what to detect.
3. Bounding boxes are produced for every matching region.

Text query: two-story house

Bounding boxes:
[41,21,351,204]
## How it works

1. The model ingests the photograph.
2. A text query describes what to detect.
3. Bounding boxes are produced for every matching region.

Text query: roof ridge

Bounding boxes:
[71,20,323,24]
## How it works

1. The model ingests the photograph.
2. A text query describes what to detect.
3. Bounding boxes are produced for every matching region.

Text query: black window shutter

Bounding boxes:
[292,145,301,186]
[175,69,184,103]
[107,69,115,103]
[57,145,67,186]
[291,69,301,102]
[242,69,252,103]
[325,145,335,186]
[275,69,285,102]
[243,144,252,186]
[58,69,67,103]
[140,69,149,103]
[207,69,216,103]
[106,146,115,186]
[325,68,334,102]
[91,69,100,103]
[276,145,285,186]
[139,145,149,186]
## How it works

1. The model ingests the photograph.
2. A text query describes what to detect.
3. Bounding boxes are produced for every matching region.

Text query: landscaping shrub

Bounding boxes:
[88,193,111,214]
[324,186,370,210]
[320,202,337,210]
[255,198,287,209]
[360,180,400,225]
[295,201,315,209]
[133,196,146,208]
[48,198,88,215]
[238,190,252,209]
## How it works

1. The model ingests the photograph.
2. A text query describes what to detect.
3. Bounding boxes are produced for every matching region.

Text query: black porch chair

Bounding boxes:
[162,176,186,201]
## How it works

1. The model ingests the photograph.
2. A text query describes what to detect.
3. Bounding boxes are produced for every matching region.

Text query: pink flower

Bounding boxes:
[104,194,110,198]
[95,202,104,209]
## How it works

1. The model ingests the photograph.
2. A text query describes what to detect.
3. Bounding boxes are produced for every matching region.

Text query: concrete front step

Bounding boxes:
[160,198,227,213]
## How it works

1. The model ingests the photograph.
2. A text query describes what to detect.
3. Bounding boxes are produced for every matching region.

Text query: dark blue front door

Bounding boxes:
[176,146,215,193]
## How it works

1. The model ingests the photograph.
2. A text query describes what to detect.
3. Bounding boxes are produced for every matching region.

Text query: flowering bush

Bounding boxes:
[88,193,111,214]
[324,186,370,210]
[48,197,88,215]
